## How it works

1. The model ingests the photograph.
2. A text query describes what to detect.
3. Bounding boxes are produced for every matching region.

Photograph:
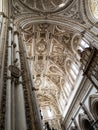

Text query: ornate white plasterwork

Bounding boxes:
[22,23,82,120]
[9,0,98,127]
[12,0,74,14]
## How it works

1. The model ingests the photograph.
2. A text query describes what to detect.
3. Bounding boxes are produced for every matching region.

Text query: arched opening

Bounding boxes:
[79,114,94,130]
[93,101,98,117]
[89,94,98,119]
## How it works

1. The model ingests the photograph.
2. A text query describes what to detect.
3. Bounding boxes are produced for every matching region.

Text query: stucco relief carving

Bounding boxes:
[12,0,30,15]
[36,39,47,54]
[2,0,98,130]
[50,55,65,66]
[49,66,59,73]
[22,23,82,122]
[47,75,60,86]
[61,0,84,23]
[38,23,50,31]
[35,60,44,73]
[34,78,42,87]
[14,0,74,14]
[12,0,85,26]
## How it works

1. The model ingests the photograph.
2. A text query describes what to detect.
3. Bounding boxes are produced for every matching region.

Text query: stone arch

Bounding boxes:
[78,114,94,130]
[14,14,85,32]
[89,94,98,120]
[13,13,98,49]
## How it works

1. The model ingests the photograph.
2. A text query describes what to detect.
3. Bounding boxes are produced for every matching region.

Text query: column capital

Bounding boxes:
[14,30,19,36]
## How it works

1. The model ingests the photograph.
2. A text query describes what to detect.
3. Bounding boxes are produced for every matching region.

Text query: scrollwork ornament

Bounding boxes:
[9,65,22,78]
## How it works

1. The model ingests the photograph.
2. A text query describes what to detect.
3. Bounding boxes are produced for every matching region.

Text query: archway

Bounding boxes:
[79,114,94,130]
[89,94,98,120]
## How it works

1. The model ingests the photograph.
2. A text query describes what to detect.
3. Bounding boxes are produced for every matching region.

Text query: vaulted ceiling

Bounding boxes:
[22,22,81,117]
[11,0,96,121]
[12,0,84,24]
[15,0,74,13]
[12,0,74,12]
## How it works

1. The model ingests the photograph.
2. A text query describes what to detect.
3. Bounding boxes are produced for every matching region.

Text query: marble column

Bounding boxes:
[14,28,27,130]
[0,12,6,68]
[11,38,15,130]
[0,13,8,108]
[5,25,12,130]
[0,12,3,33]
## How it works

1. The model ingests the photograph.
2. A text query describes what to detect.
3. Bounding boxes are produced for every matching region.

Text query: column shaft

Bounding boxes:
[14,30,27,130]
[0,14,3,33]
[5,26,12,130]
